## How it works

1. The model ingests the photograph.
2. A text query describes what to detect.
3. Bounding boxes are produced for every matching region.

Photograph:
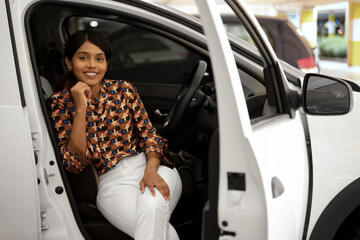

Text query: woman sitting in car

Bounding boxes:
[48,30,182,240]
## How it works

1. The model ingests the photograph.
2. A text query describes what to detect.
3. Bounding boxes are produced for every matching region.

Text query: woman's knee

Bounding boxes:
[158,167,182,193]
[137,188,170,216]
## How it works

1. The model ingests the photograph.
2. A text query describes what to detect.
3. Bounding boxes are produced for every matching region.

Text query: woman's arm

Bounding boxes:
[126,82,172,166]
[65,103,89,167]
[66,82,92,168]
[49,82,92,174]
[125,82,172,200]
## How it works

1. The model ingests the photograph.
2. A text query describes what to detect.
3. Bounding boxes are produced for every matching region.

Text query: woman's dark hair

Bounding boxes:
[62,30,112,89]
[65,30,112,61]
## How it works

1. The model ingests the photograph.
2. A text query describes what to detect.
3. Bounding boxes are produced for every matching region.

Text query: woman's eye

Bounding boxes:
[79,56,87,60]
[97,57,104,61]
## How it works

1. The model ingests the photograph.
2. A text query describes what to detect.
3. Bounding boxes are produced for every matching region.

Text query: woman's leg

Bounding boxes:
[96,153,182,240]
[96,154,145,237]
[135,165,182,240]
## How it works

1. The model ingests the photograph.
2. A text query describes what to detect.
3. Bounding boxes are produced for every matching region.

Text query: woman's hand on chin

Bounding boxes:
[70,81,91,111]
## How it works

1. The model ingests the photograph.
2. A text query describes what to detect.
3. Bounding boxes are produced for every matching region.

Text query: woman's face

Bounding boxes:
[65,40,108,87]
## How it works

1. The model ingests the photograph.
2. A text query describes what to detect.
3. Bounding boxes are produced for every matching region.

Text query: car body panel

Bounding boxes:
[1,0,360,239]
[251,115,309,239]
[0,1,40,239]
[306,91,360,236]
[6,0,89,239]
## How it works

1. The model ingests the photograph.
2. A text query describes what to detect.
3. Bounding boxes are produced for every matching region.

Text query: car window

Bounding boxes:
[224,22,253,43]
[222,16,275,50]
[67,17,203,84]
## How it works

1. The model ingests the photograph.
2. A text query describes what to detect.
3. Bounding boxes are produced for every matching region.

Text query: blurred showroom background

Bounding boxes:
[148,0,360,81]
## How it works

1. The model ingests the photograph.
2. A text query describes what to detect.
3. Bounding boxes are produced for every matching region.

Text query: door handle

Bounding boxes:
[271,176,284,198]
[154,109,168,117]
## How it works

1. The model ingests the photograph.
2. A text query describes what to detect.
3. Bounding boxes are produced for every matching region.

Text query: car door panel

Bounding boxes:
[197,0,309,239]
[251,115,309,239]
[132,82,181,119]
[1,1,40,238]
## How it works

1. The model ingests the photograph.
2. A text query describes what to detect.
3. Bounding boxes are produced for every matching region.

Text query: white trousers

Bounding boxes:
[96,153,182,240]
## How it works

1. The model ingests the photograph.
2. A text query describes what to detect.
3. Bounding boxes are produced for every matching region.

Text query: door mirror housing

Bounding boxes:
[302,74,354,115]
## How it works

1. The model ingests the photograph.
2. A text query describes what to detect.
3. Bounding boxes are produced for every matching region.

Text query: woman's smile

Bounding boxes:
[84,71,99,79]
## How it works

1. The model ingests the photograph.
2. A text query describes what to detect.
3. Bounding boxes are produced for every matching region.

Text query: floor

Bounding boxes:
[319,58,360,83]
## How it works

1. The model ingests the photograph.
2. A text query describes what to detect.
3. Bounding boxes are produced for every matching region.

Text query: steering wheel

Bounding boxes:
[163,60,207,133]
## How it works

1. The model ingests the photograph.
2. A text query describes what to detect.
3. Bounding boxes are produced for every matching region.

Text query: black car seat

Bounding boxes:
[67,164,134,240]
[30,13,67,93]
[40,76,54,99]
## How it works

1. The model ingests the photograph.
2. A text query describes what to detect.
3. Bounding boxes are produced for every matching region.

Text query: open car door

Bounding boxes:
[197,0,310,239]
[0,1,40,239]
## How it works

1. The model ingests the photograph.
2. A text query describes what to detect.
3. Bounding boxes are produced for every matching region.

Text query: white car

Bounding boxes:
[1,0,360,240]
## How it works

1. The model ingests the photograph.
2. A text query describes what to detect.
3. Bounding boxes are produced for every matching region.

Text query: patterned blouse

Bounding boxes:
[49,79,172,175]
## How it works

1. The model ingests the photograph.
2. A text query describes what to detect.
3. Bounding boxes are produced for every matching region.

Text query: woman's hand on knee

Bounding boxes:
[140,168,170,201]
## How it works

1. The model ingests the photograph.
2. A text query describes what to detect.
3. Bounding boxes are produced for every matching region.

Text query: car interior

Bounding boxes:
[27,2,283,239]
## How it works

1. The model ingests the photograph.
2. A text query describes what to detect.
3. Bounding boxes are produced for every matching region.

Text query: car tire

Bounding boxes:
[333,210,360,240]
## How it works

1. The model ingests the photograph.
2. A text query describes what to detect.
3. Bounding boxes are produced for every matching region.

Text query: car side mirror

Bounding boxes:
[302,74,353,115]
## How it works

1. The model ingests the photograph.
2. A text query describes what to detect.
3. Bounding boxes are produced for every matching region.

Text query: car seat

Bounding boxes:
[30,13,67,93]
[40,76,54,99]
[66,163,134,240]
[262,98,277,116]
